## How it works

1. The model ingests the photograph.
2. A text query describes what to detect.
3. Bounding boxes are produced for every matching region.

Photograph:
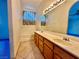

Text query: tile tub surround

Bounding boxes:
[35,31,79,58]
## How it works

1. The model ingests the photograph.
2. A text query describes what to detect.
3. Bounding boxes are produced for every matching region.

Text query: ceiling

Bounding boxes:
[22,0,42,11]
[21,0,56,13]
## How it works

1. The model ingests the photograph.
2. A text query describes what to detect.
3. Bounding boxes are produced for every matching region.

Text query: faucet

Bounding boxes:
[63,37,70,41]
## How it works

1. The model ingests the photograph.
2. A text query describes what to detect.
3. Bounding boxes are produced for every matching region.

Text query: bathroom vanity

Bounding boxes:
[34,31,79,59]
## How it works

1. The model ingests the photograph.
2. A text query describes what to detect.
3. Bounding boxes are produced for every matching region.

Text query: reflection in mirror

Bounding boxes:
[67,1,79,37]
[40,15,47,26]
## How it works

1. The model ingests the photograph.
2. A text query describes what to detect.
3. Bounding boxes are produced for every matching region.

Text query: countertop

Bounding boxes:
[35,31,79,58]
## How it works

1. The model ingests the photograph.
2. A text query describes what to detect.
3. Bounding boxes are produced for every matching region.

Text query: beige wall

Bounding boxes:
[8,0,22,58]
[12,0,23,57]
[41,0,77,34]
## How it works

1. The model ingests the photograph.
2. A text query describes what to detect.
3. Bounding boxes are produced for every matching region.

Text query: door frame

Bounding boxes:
[8,0,14,58]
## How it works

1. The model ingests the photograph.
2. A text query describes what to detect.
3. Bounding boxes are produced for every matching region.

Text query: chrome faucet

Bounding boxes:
[63,37,70,41]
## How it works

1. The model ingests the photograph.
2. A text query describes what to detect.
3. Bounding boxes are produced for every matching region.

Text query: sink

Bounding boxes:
[43,32,72,46]
[44,32,61,38]
[53,39,72,46]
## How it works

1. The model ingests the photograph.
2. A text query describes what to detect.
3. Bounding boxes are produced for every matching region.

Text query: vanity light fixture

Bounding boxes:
[43,0,66,15]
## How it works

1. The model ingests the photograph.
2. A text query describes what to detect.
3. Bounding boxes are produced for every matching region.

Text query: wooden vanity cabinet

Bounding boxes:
[34,33,79,59]
[43,38,53,59]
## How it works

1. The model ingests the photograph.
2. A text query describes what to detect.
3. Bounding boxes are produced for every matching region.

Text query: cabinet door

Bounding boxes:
[36,34,39,47]
[54,53,61,59]
[39,38,43,54]
[34,33,39,47]
[54,45,75,59]
[44,44,53,59]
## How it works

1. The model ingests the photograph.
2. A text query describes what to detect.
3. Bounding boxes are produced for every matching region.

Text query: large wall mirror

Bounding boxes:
[67,1,79,37]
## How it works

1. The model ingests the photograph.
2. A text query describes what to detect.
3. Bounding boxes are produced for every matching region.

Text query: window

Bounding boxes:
[67,1,79,37]
[23,11,36,25]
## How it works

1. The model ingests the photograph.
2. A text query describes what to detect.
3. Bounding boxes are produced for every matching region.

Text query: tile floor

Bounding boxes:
[16,25,44,59]
[16,40,44,59]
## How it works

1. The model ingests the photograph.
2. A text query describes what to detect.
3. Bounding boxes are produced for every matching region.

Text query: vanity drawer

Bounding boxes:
[39,38,43,47]
[39,35,44,42]
[44,38,53,50]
